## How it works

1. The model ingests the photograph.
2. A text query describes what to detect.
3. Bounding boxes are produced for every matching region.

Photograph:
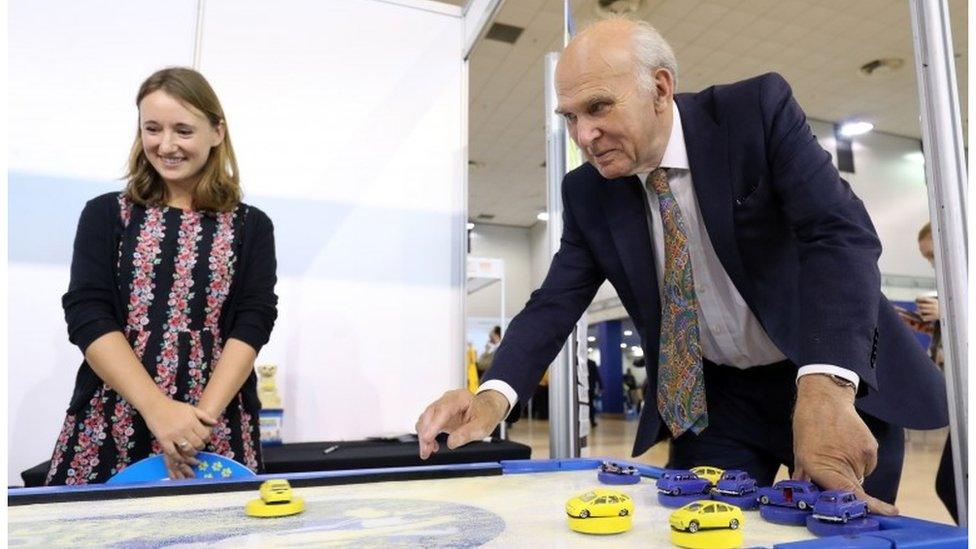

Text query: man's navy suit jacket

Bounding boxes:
[483,72,948,457]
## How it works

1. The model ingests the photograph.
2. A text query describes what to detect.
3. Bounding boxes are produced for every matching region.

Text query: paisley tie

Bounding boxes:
[648,167,708,437]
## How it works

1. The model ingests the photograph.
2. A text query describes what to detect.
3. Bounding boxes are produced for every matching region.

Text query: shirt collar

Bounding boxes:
[637,102,689,184]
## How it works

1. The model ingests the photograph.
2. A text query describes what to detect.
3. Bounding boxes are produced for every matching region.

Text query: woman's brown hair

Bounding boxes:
[124,67,241,212]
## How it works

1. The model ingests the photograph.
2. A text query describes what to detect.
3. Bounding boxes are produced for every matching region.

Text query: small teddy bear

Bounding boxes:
[256,364,282,409]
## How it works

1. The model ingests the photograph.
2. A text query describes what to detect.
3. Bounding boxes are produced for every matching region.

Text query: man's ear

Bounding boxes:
[653,68,674,110]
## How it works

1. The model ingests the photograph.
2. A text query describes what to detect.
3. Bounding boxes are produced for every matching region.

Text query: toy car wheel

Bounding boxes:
[729,518,739,530]
[579,510,589,519]
[619,509,629,517]
[671,488,680,496]
[688,521,700,533]
[759,495,770,505]
[797,501,808,510]
[842,513,849,524]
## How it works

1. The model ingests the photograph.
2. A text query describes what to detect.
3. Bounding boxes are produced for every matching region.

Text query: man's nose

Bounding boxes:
[576,119,601,150]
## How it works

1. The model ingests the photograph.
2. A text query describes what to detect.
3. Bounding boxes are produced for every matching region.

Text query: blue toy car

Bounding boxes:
[756,480,820,510]
[714,470,757,496]
[811,490,868,523]
[656,469,711,496]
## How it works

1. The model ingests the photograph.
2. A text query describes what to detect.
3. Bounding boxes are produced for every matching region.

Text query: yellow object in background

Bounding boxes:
[466,343,479,393]
[245,479,306,518]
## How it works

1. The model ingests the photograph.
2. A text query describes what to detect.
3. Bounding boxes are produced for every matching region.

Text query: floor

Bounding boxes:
[507,416,955,525]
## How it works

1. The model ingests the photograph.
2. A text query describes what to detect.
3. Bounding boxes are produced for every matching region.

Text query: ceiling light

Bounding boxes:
[596,0,643,16]
[466,222,475,230]
[587,336,596,342]
[537,212,550,222]
[859,57,905,77]
[587,347,593,353]
[631,346,644,357]
[620,343,627,349]
[839,121,874,137]
[623,330,633,336]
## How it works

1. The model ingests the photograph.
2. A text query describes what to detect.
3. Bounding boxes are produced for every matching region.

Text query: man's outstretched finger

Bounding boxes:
[419,438,440,460]
[791,465,810,482]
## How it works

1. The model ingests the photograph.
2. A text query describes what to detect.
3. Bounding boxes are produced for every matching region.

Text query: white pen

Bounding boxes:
[322,445,340,455]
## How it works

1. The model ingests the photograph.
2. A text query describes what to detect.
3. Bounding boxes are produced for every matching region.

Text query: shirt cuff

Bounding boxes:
[796,364,860,391]
[477,380,518,419]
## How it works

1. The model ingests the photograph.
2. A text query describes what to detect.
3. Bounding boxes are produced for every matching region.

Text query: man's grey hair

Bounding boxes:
[631,20,678,93]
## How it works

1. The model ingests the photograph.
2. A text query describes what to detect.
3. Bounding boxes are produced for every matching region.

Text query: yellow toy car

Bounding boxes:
[669,500,744,533]
[246,479,305,518]
[565,489,634,519]
[260,479,294,504]
[690,466,725,486]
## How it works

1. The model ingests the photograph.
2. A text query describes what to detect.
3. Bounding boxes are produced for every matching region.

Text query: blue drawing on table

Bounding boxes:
[7,498,506,547]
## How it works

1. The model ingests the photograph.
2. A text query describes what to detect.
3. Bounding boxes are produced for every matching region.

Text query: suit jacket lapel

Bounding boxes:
[675,94,757,309]
[599,176,660,336]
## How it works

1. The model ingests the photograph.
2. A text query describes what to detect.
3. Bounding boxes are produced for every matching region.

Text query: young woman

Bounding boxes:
[46,67,278,485]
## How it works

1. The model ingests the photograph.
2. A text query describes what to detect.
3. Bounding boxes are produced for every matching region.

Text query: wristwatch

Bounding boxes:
[825,374,857,391]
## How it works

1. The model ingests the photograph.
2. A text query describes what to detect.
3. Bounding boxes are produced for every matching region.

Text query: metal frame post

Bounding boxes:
[908,0,968,524]
[544,52,580,458]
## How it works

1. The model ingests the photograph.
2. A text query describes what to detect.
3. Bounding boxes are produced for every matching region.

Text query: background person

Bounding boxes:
[476,325,502,378]
[897,222,957,523]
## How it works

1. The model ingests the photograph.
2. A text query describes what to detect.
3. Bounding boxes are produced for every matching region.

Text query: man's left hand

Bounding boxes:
[792,374,899,516]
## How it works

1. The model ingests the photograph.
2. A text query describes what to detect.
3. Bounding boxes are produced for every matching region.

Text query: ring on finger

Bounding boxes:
[177,441,190,449]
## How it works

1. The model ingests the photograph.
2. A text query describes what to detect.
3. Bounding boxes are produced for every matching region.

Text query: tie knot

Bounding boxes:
[647,167,670,196]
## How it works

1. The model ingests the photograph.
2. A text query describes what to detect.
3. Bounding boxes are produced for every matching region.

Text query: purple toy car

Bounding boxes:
[656,470,711,496]
[812,490,868,523]
[756,480,820,510]
[714,470,757,496]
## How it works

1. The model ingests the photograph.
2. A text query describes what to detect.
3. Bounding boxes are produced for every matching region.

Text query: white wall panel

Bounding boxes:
[8,0,198,181]
[9,0,468,480]
[8,0,199,483]
[200,0,466,443]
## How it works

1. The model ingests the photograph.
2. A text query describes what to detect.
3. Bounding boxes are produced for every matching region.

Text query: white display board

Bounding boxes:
[8,0,468,482]
[199,0,466,443]
[7,0,200,485]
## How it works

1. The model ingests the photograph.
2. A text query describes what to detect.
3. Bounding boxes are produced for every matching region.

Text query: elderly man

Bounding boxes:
[416,19,947,515]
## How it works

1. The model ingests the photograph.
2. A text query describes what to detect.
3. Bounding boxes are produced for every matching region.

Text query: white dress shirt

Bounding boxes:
[480,102,860,414]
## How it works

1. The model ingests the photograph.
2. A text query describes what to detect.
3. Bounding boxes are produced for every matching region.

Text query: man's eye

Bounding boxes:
[143,127,159,134]
[177,129,193,136]
[564,113,577,123]
[589,102,609,115]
